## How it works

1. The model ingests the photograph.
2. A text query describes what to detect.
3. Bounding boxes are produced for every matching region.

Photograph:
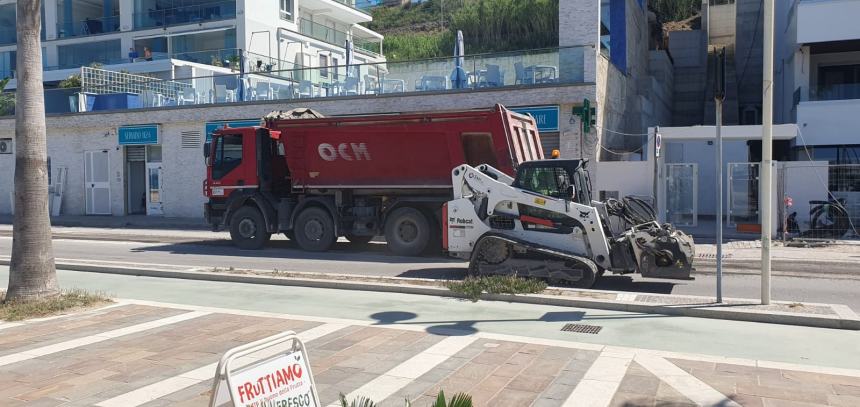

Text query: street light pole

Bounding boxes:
[761,0,775,305]
[714,47,725,303]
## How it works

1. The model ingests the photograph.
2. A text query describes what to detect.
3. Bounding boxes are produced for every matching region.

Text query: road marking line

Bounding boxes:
[95,323,347,407]
[116,298,860,379]
[0,311,208,368]
[635,354,741,407]
[330,335,478,407]
[562,350,633,407]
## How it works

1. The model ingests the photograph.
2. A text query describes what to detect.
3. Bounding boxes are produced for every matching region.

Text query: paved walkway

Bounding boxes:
[0,300,857,407]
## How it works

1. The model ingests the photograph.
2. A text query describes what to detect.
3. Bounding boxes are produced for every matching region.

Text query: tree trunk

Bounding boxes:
[7,0,58,301]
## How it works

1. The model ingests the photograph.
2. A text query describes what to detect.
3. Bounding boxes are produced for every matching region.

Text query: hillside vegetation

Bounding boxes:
[367,0,558,61]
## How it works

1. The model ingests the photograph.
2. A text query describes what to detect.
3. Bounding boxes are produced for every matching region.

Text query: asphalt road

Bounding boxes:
[2,235,859,311]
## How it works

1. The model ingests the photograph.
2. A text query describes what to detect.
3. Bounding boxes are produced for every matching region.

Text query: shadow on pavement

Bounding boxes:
[594,275,678,294]
[129,240,461,265]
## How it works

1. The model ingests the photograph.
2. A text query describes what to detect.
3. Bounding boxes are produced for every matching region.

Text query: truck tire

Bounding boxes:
[345,234,374,246]
[294,207,337,252]
[385,207,430,256]
[230,206,270,250]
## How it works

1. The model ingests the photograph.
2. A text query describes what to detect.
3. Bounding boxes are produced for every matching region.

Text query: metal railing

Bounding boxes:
[780,162,860,240]
[299,18,348,47]
[56,16,121,38]
[1,46,585,116]
[133,1,237,29]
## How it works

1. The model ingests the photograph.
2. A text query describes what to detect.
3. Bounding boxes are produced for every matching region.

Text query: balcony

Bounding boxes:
[11,46,584,116]
[798,97,860,147]
[300,0,372,24]
[798,0,860,44]
[56,16,121,38]
[299,18,348,47]
[133,1,236,30]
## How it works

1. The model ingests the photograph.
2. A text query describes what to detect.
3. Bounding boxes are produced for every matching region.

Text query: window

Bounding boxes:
[817,64,860,101]
[514,166,572,199]
[332,57,339,80]
[319,54,329,78]
[280,0,293,21]
[212,133,243,179]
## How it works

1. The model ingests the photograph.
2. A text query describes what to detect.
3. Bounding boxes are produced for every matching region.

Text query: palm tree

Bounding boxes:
[6,0,58,301]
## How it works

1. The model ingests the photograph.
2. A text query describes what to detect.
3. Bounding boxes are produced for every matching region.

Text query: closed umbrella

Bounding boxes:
[451,30,467,89]
[344,39,358,95]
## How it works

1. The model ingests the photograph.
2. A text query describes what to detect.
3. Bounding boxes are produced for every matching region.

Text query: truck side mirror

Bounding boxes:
[203,142,210,159]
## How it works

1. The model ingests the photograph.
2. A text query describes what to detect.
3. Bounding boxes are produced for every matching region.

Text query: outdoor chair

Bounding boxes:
[277,87,294,100]
[141,90,161,108]
[297,81,315,98]
[178,87,197,105]
[415,75,447,91]
[479,64,503,88]
[341,77,361,96]
[214,85,235,103]
[255,82,273,100]
[364,75,379,95]
[514,62,535,85]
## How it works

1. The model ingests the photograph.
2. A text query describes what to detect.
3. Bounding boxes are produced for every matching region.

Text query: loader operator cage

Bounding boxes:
[512,160,591,203]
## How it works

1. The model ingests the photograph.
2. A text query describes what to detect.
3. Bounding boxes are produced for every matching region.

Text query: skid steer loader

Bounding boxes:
[444,159,695,288]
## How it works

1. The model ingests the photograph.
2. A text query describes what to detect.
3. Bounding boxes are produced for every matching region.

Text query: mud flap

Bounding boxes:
[629,224,695,280]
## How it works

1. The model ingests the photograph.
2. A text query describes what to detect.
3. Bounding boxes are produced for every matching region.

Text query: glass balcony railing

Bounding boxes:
[333,0,373,15]
[811,83,860,102]
[56,16,121,38]
[299,18,347,47]
[354,38,382,56]
[3,46,584,116]
[133,1,236,30]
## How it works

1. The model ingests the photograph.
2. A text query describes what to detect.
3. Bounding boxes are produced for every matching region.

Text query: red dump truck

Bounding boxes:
[203,105,544,255]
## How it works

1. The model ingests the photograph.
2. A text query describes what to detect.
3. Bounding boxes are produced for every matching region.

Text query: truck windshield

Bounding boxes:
[212,133,243,179]
[514,166,572,199]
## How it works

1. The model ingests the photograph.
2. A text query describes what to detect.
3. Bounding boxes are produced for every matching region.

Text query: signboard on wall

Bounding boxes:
[118,125,159,145]
[205,120,261,142]
[510,106,560,132]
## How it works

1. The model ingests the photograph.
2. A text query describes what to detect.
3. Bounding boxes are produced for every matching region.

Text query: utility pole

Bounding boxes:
[761,0,774,305]
[714,47,726,303]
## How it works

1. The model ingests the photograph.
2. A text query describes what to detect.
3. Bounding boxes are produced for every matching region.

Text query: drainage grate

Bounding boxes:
[561,323,602,334]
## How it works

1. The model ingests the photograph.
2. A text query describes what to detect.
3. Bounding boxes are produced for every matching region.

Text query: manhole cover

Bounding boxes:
[561,323,602,334]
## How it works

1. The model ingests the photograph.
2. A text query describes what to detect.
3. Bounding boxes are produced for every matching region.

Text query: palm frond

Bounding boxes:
[447,393,473,407]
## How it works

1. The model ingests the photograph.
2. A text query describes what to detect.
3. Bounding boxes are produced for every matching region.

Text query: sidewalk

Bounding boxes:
[0,299,857,406]
[0,214,209,230]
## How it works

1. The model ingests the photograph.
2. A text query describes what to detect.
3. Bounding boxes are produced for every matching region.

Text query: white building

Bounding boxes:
[0,0,384,92]
[0,0,672,219]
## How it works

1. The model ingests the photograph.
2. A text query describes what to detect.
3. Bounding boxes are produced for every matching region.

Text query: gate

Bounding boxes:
[727,163,760,228]
[780,162,860,240]
[664,163,698,226]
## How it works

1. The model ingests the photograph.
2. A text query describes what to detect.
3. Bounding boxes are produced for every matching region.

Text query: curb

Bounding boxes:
[4,259,857,331]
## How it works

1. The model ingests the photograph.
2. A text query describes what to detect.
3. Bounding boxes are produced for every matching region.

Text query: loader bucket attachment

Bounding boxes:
[630,223,695,280]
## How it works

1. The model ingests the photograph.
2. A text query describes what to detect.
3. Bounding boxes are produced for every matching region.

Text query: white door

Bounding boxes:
[146,162,164,215]
[84,150,111,215]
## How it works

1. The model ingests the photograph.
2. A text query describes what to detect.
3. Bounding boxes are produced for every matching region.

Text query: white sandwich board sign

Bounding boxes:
[210,331,320,407]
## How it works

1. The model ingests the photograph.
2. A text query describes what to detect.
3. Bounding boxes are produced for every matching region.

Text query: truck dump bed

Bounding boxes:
[267,104,543,190]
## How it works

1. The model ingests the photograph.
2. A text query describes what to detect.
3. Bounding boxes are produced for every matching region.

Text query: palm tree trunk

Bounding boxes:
[7,0,58,301]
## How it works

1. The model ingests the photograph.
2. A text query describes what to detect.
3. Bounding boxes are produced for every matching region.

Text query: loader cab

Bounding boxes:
[512,160,592,203]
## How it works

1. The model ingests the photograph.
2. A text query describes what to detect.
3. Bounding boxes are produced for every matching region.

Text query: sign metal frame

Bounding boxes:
[209,331,320,407]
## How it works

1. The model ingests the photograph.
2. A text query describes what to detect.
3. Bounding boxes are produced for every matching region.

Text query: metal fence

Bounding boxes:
[779,162,860,240]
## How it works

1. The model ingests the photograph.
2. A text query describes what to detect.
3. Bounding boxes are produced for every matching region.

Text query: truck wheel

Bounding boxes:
[230,206,270,250]
[294,207,336,252]
[345,234,374,246]
[385,207,430,256]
